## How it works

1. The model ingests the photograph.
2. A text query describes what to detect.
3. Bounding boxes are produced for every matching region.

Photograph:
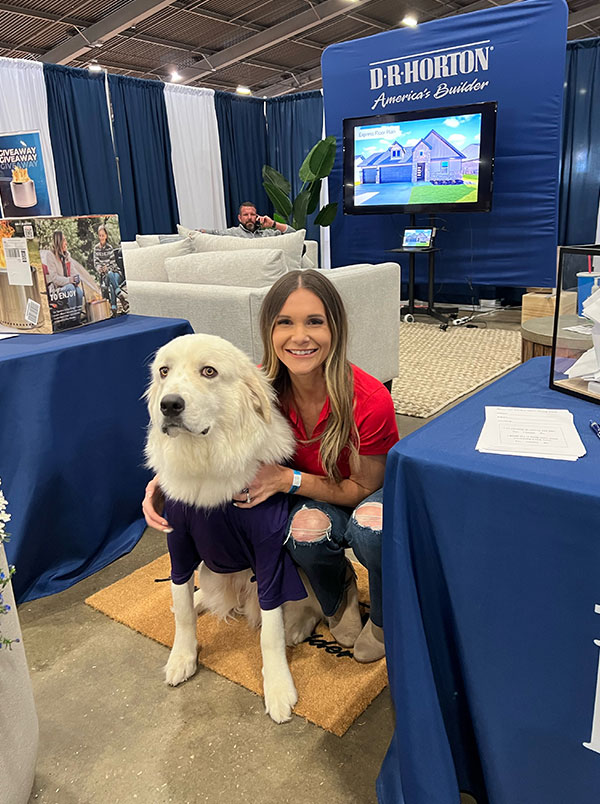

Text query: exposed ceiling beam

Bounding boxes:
[0,3,87,26]
[41,0,178,65]
[170,0,325,52]
[567,3,600,28]
[445,0,515,15]
[0,39,42,55]
[260,65,324,98]
[176,0,375,85]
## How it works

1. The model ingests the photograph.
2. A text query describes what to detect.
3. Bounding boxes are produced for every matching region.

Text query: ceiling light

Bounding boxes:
[236,85,252,95]
[170,71,181,82]
[401,15,418,26]
[88,62,102,72]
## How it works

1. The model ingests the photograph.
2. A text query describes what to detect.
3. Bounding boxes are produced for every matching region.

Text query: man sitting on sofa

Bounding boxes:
[203,201,295,238]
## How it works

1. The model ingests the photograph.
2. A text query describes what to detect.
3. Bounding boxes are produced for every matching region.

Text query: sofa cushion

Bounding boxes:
[136,233,183,247]
[179,227,306,271]
[123,238,193,282]
[301,253,315,271]
[165,249,288,288]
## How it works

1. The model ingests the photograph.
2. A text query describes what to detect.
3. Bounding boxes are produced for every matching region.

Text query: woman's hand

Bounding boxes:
[232,464,291,508]
[142,476,170,532]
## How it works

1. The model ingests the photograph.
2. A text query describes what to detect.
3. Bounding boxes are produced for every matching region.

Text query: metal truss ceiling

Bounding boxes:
[0,0,598,96]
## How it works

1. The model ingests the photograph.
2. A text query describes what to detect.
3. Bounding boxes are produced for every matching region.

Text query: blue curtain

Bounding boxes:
[559,39,600,245]
[108,74,179,241]
[43,63,122,220]
[213,91,269,227]
[266,90,324,242]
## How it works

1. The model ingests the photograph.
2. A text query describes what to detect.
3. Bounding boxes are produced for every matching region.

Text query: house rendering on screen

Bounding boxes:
[358,129,473,185]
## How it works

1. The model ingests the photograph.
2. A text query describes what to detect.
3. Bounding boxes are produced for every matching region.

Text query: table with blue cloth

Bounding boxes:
[377,357,600,804]
[0,314,192,603]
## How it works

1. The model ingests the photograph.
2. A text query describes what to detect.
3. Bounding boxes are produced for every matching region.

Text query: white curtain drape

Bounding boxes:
[0,57,61,216]
[164,84,226,230]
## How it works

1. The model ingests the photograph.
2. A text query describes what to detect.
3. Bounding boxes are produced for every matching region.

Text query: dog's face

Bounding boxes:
[147,333,272,439]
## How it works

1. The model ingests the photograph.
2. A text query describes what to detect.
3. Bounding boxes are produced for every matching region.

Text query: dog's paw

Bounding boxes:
[165,649,198,686]
[263,667,298,723]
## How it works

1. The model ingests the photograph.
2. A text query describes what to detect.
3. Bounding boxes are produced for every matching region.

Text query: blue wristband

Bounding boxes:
[287,470,302,494]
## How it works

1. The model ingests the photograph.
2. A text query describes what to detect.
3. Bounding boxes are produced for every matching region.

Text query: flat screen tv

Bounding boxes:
[343,101,497,216]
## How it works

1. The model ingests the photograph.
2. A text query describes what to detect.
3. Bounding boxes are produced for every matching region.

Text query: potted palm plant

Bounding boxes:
[262,136,338,231]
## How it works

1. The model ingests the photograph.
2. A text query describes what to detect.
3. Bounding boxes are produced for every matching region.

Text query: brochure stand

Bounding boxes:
[388,215,458,324]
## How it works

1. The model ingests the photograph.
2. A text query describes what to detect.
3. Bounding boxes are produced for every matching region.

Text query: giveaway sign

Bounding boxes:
[0,131,51,218]
[321,0,568,288]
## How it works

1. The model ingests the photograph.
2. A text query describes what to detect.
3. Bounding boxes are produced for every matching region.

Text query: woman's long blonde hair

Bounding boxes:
[52,230,65,259]
[259,269,358,481]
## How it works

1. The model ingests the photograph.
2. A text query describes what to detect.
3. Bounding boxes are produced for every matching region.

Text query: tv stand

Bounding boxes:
[388,215,458,324]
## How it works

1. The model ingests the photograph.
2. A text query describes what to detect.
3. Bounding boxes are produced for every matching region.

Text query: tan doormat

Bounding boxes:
[85,554,387,737]
[392,322,521,417]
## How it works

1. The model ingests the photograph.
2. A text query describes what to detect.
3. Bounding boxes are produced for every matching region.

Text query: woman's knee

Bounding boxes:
[288,507,331,543]
[352,501,383,532]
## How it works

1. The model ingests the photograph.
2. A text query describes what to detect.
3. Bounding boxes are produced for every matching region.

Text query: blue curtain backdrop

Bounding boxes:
[108,74,179,241]
[213,91,269,227]
[43,63,122,220]
[559,38,600,246]
[266,90,324,241]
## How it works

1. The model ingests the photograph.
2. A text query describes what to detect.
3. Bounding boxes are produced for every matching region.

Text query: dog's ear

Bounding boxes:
[243,374,272,423]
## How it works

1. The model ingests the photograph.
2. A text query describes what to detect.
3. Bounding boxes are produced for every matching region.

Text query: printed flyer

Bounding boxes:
[0,215,127,334]
[0,131,51,217]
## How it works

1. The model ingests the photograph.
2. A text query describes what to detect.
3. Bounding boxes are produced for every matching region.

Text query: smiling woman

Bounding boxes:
[249,269,399,663]
[143,270,399,663]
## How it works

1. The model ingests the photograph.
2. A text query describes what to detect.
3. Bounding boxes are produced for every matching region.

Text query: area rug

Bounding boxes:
[85,555,387,737]
[392,322,522,417]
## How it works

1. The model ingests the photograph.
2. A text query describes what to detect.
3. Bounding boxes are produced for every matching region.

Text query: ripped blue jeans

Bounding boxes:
[285,488,384,627]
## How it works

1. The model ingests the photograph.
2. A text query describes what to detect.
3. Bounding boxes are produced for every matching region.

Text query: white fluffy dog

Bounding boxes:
[145,333,321,723]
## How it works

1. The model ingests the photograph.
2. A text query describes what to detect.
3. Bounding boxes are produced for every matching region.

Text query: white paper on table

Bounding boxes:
[583,288,600,324]
[476,406,586,460]
[565,347,599,379]
[564,324,594,334]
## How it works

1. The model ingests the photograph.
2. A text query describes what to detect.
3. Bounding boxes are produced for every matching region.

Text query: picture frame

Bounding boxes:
[549,244,600,405]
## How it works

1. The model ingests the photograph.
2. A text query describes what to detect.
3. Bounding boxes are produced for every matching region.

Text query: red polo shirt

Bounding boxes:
[286,364,399,479]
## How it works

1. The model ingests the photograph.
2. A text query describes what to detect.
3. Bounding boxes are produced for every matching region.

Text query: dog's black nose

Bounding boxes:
[160,394,185,417]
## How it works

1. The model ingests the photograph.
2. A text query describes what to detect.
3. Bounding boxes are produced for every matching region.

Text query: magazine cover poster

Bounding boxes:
[0,214,127,334]
[0,132,51,217]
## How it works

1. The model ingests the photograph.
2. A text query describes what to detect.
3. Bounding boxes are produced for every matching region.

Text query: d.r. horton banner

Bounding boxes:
[322,0,568,288]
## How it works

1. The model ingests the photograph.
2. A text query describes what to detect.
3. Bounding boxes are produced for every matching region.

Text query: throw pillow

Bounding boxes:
[164,249,288,288]
[301,253,315,271]
[136,233,183,247]
[184,229,306,271]
[123,238,193,282]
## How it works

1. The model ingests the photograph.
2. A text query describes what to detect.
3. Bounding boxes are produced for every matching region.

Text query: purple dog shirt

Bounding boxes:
[164,493,307,611]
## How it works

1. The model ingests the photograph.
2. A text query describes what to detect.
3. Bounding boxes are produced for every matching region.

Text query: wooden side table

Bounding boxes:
[520,314,592,362]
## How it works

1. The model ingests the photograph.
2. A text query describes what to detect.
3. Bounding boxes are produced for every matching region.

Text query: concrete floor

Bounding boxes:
[20,308,521,804]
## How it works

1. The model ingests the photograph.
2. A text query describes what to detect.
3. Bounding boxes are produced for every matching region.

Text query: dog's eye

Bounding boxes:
[200,366,218,378]
[159,366,169,378]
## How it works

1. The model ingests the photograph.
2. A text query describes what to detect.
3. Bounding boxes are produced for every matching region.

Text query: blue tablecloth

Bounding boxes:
[377,357,600,804]
[0,314,192,603]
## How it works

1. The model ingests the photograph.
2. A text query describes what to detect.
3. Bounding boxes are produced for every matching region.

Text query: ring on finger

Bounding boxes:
[246,492,252,504]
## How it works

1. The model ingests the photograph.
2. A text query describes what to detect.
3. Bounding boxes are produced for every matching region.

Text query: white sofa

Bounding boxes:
[122,235,400,384]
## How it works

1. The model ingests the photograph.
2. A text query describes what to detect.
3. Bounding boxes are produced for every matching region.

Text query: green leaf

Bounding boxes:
[306,179,322,215]
[262,165,291,196]
[291,188,311,231]
[273,213,287,224]
[314,201,338,227]
[263,182,292,220]
[299,136,337,182]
